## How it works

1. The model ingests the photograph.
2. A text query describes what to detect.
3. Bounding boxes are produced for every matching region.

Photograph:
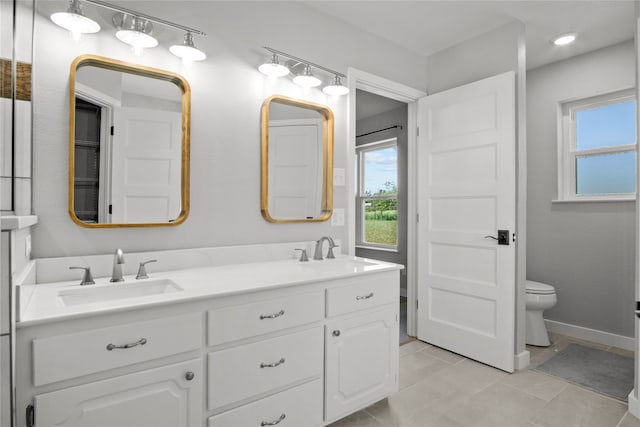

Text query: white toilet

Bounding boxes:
[525,280,557,346]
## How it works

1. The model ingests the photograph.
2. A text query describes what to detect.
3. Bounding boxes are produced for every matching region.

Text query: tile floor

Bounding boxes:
[330,333,639,427]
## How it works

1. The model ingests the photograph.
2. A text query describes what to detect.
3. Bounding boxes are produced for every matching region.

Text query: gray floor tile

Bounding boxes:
[399,350,450,390]
[328,409,384,427]
[399,340,432,357]
[530,384,627,427]
[618,412,640,427]
[499,369,568,402]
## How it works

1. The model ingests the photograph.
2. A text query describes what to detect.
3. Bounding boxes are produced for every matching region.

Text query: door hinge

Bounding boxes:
[110,126,114,136]
[26,404,35,427]
[416,213,419,223]
[108,204,113,215]
[417,127,420,136]
[416,299,419,310]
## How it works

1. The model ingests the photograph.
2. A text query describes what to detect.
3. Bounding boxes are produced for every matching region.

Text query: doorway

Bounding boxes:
[354,89,409,344]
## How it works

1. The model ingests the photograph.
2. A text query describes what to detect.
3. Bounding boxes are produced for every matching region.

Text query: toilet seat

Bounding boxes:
[526,280,555,295]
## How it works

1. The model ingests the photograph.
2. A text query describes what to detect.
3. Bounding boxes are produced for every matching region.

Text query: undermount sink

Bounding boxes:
[58,279,183,306]
[300,258,380,270]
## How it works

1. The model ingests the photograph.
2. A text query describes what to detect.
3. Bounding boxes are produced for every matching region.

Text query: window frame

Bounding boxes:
[355,137,399,250]
[557,88,637,202]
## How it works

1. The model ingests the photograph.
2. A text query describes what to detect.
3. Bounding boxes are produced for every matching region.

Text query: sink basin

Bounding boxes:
[58,279,183,306]
[299,258,381,271]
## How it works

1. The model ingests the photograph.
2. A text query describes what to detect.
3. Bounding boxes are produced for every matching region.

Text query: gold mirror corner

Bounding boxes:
[261,95,334,223]
[68,55,191,228]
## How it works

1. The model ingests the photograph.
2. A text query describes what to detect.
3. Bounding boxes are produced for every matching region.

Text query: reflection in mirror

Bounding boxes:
[261,95,334,223]
[69,55,190,227]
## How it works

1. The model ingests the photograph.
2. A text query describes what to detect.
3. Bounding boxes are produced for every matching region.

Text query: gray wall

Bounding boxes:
[527,40,636,338]
[355,104,408,293]
[30,1,428,258]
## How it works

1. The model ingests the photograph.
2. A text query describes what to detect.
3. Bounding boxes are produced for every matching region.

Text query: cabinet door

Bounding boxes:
[34,359,202,427]
[325,305,398,422]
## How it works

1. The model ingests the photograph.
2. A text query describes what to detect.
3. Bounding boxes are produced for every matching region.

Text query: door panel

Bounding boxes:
[417,71,516,372]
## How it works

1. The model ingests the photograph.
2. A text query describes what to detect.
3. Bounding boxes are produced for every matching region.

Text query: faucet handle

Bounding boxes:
[327,244,339,259]
[294,249,309,262]
[136,259,157,280]
[69,266,95,286]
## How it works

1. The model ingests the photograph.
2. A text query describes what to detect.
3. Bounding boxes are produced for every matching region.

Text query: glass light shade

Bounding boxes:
[322,76,349,96]
[116,29,158,48]
[293,65,321,88]
[170,44,206,61]
[258,54,289,77]
[50,11,100,34]
[552,34,576,46]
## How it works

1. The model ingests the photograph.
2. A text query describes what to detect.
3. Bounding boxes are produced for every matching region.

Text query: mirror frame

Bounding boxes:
[260,95,334,223]
[68,54,191,228]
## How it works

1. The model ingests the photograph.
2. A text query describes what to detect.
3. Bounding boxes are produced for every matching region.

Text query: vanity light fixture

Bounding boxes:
[322,75,350,96]
[170,32,207,62]
[50,0,207,59]
[293,65,322,88]
[50,0,100,41]
[258,53,290,77]
[259,46,349,96]
[552,33,577,46]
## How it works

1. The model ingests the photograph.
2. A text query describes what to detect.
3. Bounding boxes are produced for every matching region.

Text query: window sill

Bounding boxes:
[355,245,399,253]
[552,197,636,204]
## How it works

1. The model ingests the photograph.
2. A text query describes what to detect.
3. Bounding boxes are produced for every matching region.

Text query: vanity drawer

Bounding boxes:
[207,291,323,346]
[326,272,398,317]
[208,327,322,411]
[208,379,322,427]
[33,312,202,386]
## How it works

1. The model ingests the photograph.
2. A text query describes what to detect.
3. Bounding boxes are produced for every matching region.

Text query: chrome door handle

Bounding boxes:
[260,309,285,320]
[260,358,285,368]
[106,338,147,351]
[261,414,286,426]
[356,292,374,300]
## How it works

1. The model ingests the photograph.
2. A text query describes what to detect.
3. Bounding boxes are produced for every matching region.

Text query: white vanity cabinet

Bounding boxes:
[324,273,400,422]
[16,264,400,427]
[32,359,202,427]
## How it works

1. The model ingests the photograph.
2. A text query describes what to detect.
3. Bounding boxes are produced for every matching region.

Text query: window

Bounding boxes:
[558,89,637,201]
[356,138,398,249]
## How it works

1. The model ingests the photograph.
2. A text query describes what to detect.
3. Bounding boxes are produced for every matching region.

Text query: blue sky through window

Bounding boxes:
[574,99,636,195]
[364,146,397,195]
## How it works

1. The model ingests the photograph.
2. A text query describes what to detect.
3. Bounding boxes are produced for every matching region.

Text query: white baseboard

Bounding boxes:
[629,390,640,419]
[514,350,530,370]
[544,319,635,351]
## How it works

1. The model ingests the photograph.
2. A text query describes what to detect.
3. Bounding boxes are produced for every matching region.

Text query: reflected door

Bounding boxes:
[417,71,516,372]
[268,119,323,220]
[111,107,182,223]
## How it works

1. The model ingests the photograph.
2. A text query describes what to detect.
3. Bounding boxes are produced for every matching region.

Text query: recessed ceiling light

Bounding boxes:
[552,33,577,46]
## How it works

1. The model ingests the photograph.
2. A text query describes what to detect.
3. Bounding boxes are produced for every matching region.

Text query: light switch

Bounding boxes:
[333,168,345,187]
[332,208,345,227]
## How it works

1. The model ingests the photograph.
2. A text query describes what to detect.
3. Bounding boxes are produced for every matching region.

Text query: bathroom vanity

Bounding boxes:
[14,253,401,427]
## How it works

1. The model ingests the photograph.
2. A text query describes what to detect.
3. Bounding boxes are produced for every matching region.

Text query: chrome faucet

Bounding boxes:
[110,248,125,282]
[313,237,338,260]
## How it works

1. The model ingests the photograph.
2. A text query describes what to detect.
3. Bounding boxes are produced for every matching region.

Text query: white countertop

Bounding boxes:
[18,256,403,327]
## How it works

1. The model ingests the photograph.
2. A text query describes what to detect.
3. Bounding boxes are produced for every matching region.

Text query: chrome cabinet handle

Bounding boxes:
[356,292,374,300]
[261,414,286,426]
[185,371,195,381]
[260,358,285,368]
[333,330,341,337]
[106,338,147,351]
[260,309,285,320]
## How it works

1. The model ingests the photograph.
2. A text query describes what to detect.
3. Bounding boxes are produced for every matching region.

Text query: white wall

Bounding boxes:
[527,40,636,338]
[31,1,428,258]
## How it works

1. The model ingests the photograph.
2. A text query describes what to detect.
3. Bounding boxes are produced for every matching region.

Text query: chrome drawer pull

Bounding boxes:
[259,309,285,320]
[106,338,147,351]
[260,358,285,368]
[261,414,286,426]
[356,292,374,300]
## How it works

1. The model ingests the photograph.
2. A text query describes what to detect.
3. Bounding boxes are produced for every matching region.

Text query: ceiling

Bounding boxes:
[304,1,636,70]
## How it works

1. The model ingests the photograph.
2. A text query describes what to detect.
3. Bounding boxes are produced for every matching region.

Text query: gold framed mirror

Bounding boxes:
[68,55,190,228]
[261,95,334,223]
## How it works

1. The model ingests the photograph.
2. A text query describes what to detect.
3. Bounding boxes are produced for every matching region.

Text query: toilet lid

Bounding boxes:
[526,280,555,295]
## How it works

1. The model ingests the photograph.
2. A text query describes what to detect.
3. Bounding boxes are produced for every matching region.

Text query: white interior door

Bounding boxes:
[268,119,322,220]
[111,107,182,223]
[417,71,516,372]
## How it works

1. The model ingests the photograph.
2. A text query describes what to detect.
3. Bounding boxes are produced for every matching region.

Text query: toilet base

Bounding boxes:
[526,310,550,346]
